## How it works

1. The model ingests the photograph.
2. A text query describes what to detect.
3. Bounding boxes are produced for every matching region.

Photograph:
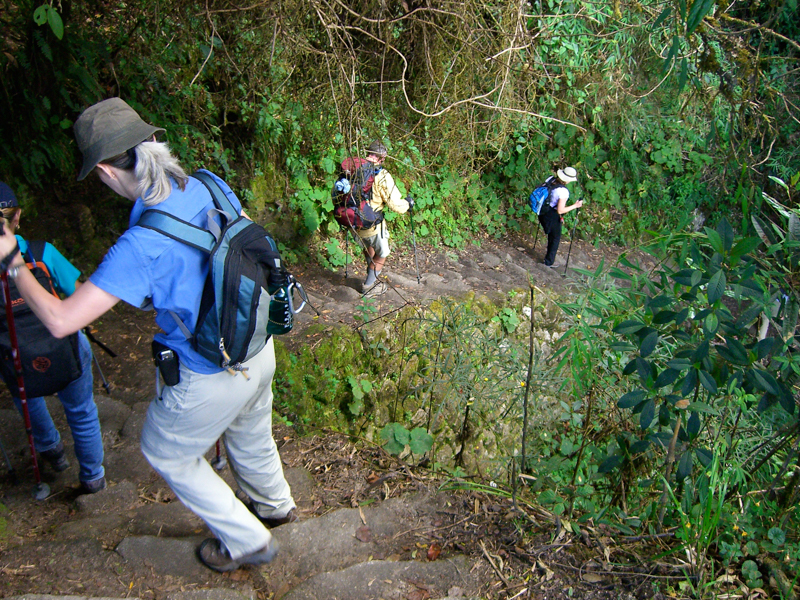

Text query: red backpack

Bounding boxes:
[332,157,385,230]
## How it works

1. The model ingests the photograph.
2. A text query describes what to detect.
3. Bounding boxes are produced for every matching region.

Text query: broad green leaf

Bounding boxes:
[698,370,718,394]
[695,447,713,467]
[598,455,622,474]
[648,295,673,310]
[408,427,433,455]
[680,368,698,396]
[767,527,786,547]
[655,368,681,388]
[729,237,761,262]
[640,331,659,357]
[707,269,726,304]
[693,340,710,363]
[705,228,723,254]
[750,368,779,395]
[687,0,715,34]
[630,439,651,454]
[676,450,693,479]
[667,358,693,371]
[33,4,48,25]
[538,489,561,504]
[614,319,646,335]
[663,36,679,73]
[687,411,701,437]
[640,399,655,430]
[652,6,672,29]
[47,8,64,39]
[618,389,647,409]
[380,423,409,455]
[704,312,719,336]
[716,217,734,252]
[716,337,749,365]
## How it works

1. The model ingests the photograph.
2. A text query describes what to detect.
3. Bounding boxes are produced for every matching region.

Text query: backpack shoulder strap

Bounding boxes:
[192,170,238,218]
[137,210,216,253]
[26,240,47,263]
[21,240,58,296]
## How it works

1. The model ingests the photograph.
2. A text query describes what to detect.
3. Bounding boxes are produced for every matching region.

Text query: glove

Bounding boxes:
[406,196,414,210]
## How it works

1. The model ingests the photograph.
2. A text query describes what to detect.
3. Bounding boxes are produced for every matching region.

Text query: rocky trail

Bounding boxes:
[0,231,661,600]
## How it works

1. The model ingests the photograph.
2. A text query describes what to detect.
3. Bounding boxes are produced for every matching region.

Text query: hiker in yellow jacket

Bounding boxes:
[358,140,412,295]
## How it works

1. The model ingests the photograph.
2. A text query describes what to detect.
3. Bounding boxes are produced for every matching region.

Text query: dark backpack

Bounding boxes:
[332,157,385,230]
[137,171,307,372]
[529,176,562,215]
[0,241,83,398]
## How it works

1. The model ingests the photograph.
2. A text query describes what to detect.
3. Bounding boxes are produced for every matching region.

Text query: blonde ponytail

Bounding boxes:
[134,141,189,206]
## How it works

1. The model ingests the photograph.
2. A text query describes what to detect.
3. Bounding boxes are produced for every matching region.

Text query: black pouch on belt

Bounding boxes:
[152,340,180,386]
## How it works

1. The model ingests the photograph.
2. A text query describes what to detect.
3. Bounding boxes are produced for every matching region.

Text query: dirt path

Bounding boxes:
[0,232,660,600]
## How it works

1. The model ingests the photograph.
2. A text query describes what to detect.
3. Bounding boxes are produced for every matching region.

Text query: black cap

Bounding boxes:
[0,182,18,209]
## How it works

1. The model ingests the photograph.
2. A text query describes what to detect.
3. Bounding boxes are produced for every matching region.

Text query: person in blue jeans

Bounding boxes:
[0,181,105,493]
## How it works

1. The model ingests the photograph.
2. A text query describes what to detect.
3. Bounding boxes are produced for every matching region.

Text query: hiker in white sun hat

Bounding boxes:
[537,166,582,267]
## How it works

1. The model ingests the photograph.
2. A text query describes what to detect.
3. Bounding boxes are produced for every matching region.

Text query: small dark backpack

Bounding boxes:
[0,241,83,398]
[137,171,307,373]
[529,176,562,215]
[332,157,385,230]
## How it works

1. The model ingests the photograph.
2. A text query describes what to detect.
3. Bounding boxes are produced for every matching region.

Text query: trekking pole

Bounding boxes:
[92,352,112,395]
[407,196,420,284]
[211,438,227,471]
[344,229,350,279]
[1,272,50,500]
[563,206,581,276]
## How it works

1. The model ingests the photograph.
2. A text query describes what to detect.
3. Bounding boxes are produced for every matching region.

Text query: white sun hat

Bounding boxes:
[557,166,578,183]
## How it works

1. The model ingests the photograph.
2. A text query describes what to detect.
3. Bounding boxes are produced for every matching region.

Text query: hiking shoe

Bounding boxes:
[362,281,387,297]
[235,489,299,528]
[41,441,69,472]
[198,537,279,572]
[80,477,107,494]
[259,508,299,529]
[543,260,564,269]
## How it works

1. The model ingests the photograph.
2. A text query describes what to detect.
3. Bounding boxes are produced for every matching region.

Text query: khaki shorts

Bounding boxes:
[360,224,391,258]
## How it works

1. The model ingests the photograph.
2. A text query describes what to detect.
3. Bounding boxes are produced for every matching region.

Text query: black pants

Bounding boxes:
[538,205,562,265]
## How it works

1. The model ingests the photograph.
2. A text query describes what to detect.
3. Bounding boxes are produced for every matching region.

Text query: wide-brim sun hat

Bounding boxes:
[557,166,578,184]
[74,97,165,181]
[366,140,388,158]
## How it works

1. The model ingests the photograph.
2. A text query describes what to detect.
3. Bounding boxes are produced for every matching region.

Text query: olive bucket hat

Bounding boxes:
[74,98,165,181]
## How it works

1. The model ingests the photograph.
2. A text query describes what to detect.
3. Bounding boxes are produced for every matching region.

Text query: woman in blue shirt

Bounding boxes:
[0,181,105,493]
[0,99,294,572]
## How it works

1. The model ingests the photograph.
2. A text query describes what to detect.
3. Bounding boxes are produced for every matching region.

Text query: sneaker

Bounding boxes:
[235,489,299,528]
[80,477,107,494]
[41,441,69,472]
[198,537,279,572]
[543,260,564,269]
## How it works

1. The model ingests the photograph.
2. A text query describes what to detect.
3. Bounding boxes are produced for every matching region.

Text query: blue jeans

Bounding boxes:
[12,331,104,483]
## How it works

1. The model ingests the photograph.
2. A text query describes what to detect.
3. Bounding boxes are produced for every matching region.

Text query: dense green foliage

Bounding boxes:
[1,2,798,596]
[1,0,798,257]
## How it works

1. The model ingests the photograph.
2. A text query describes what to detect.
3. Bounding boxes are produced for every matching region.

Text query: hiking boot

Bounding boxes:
[198,537,279,572]
[41,441,69,473]
[235,489,299,528]
[80,477,107,494]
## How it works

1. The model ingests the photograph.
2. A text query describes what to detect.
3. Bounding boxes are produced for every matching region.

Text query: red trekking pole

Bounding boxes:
[1,271,50,500]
